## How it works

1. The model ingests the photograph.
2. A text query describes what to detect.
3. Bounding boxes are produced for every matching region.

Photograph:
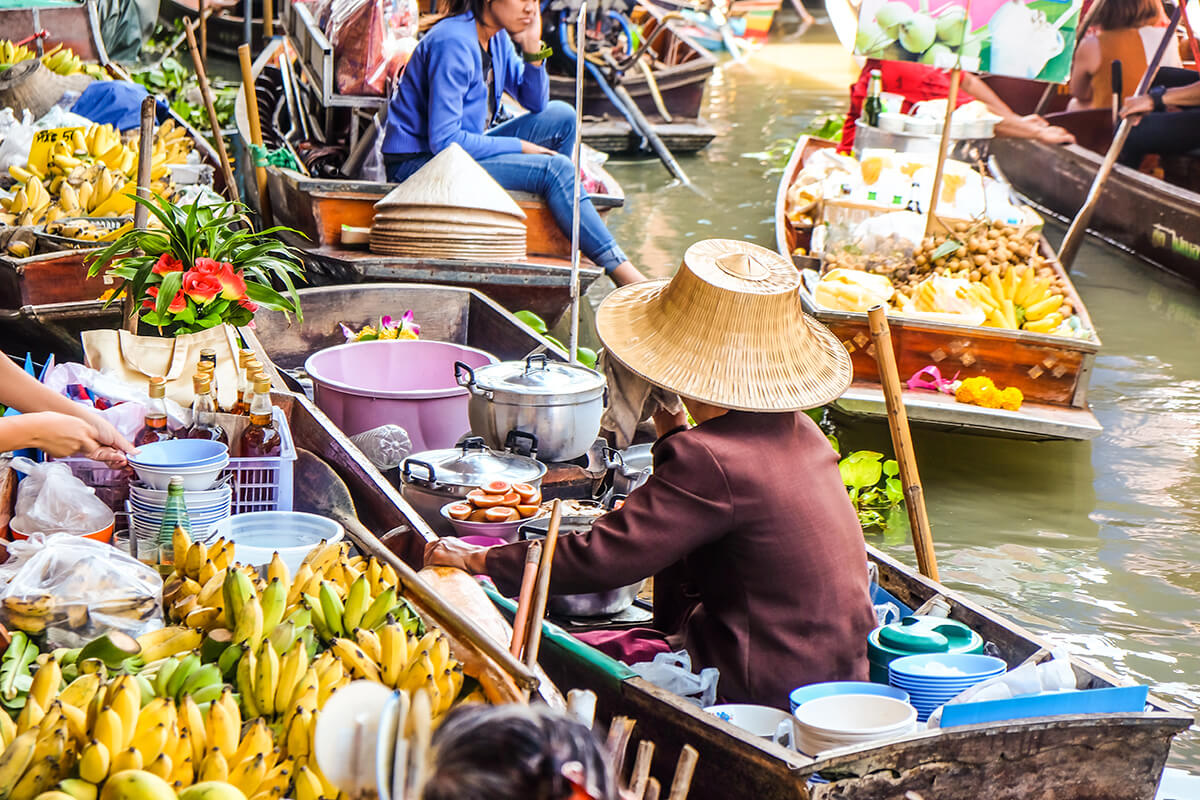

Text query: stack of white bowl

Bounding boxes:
[127,440,232,539]
[792,694,918,757]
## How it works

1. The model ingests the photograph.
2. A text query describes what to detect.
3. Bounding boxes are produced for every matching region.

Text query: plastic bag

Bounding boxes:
[925,649,1077,728]
[349,424,413,470]
[329,0,419,96]
[0,533,163,646]
[629,650,719,708]
[10,457,114,537]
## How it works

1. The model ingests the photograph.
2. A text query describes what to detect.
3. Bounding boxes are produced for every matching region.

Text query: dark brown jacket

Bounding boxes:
[485,411,877,709]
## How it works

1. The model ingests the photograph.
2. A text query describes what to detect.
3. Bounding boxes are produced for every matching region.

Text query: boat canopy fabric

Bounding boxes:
[96,0,158,62]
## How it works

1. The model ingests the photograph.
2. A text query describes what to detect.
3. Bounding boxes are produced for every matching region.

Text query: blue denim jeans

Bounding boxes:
[385,101,627,273]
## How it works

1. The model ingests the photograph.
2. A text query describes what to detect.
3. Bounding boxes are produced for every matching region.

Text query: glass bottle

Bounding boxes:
[186,373,229,444]
[231,349,255,416]
[197,360,219,410]
[199,348,219,409]
[864,69,883,127]
[239,376,281,457]
[134,376,175,447]
[157,475,190,575]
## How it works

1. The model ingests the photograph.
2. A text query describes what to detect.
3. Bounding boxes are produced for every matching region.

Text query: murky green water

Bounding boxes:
[593,19,1200,768]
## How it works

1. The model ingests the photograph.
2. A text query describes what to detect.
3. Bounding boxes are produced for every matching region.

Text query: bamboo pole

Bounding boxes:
[923,0,971,238]
[1057,4,1182,270]
[264,0,274,40]
[237,43,272,225]
[522,499,561,669]
[568,4,586,363]
[198,0,207,66]
[185,20,239,202]
[125,95,157,333]
[867,305,939,581]
[508,540,542,659]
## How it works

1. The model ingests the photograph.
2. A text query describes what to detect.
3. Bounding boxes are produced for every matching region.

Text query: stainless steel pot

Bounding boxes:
[519,513,641,617]
[455,354,606,463]
[604,444,654,497]
[401,436,546,535]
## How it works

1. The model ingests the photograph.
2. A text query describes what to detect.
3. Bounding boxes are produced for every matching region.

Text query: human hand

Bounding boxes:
[520,140,556,155]
[22,412,107,459]
[1036,125,1076,145]
[424,537,491,574]
[511,10,543,55]
[82,412,137,467]
[1020,114,1051,128]
[1121,95,1152,121]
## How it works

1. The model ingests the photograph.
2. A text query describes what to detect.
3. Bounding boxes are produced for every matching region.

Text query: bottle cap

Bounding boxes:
[239,349,254,366]
[193,373,212,393]
[168,475,184,488]
[148,376,166,398]
[253,377,272,393]
[246,359,262,372]
[197,361,214,373]
[200,348,217,358]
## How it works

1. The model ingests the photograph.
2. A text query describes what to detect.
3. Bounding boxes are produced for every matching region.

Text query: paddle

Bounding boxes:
[127,95,156,333]
[292,448,541,691]
[238,43,273,226]
[867,305,939,581]
[1057,3,1183,270]
[185,20,240,202]
[569,5,586,363]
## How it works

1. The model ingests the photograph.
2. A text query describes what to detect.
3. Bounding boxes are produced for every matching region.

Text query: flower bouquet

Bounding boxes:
[86,193,304,334]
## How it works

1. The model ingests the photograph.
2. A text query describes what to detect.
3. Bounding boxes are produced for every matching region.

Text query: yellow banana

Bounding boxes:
[78,737,110,783]
[90,707,123,755]
[230,719,272,772]
[399,652,435,695]
[206,687,240,756]
[274,643,308,713]
[378,622,410,689]
[136,626,203,662]
[179,695,207,764]
[1023,312,1063,333]
[106,676,140,748]
[131,723,168,764]
[110,746,143,772]
[199,747,230,782]
[229,753,269,798]
[253,640,281,716]
[233,595,265,646]
[145,751,173,781]
[266,551,290,588]
[353,627,382,666]
[16,697,45,734]
[1024,293,1063,321]
[237,646,260,719]
[0,729,39,793]
[286,564,314,608]
[293,765,325,800]
[0,708,16,748]
[328,638,381,683]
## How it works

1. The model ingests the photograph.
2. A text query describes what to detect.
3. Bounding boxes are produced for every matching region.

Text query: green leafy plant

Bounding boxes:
[838,450,904,531]
[513,310,598,369]
[86,193,304,335]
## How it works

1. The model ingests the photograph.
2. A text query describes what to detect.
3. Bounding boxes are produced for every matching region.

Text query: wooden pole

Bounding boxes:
[1057,4,1182,270]
[508,540,542,659]
[522,499,561,670]
[125,95,157,334]
[866,305,939,581]
[237,43,272,225]
[1179,0,1200,68]
[184,20,240,202]
[264,0,274,41]
[198,0,207,66]
[923,66,960,238]
[1033,0,1106,116]
[568,4,585,363]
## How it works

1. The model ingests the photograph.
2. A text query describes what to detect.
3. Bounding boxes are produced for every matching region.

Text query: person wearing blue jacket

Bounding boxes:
[382,0,646,286]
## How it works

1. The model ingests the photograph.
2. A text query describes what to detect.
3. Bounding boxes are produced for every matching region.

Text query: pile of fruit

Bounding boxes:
[856,1,981,68]
[0,528,486,800]
[0,40,107,78]
[444,480,544,523]
[1,121,193,230]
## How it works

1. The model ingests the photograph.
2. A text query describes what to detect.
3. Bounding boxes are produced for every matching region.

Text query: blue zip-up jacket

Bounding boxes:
[382,12,548,159]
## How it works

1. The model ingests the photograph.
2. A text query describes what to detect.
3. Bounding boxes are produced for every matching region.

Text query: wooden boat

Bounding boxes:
[545,6,718,153]
[0,0,108,63]
[775,136,1103,441]
[265,384,1189,800]
[159,0,271,58]
[235,51,614,322]
[985,77,1200,289]
[650,0,784,49]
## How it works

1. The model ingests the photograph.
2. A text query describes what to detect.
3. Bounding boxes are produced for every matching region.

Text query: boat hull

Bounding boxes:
[159,0,268,57]
[775,136,1103,441]
[0,2,107,62]
[990,136,1200,289]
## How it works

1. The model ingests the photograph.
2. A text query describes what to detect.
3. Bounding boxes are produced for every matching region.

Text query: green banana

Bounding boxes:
[359,587,397,631]
[318,582,346,638]
[260,578,286,633]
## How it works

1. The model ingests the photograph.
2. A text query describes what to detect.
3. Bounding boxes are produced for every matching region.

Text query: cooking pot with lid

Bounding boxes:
[401,436,547,535]
[455,354,606,462]
[604,444,654,497]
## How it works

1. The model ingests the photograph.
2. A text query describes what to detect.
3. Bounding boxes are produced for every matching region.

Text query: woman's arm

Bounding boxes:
[1123,79,1200,116]
[426,41,525,158]
[1069,36,1100,105]
[503,26,549,113]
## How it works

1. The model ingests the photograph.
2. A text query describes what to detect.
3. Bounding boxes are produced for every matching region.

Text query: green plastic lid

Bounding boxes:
[871,616,983,656]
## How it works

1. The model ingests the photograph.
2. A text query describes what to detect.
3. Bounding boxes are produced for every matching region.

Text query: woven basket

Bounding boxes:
[0,59,90,121]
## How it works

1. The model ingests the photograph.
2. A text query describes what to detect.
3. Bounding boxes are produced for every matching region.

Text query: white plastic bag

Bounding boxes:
[43,361,189,429]
[0,533,163,646]
[925,649,1077,728]
[10,457,114,536]
[629,650,719,708]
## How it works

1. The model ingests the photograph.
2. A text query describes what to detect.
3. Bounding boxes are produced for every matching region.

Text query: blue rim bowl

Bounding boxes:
[789,682,910,713]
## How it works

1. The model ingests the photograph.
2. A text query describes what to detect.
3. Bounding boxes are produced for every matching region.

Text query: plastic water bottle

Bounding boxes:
[349,425,413,471]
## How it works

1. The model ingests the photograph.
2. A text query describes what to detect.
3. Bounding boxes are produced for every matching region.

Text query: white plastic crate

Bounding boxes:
[223,405,296,514]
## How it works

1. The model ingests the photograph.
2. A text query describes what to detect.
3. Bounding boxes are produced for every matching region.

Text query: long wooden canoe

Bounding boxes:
[776,136,1104,441]
[545,7,718,153]
[982,77,1200,289]
[274,384,1189,799]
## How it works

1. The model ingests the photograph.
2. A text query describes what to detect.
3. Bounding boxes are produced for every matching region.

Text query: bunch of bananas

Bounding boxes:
[0,40,106,78]
[967,263,1070,333]
[0,39,37,69]
[1,121,192,229]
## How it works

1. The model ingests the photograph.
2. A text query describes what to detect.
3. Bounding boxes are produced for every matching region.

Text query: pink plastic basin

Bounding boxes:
[304,340,497,452]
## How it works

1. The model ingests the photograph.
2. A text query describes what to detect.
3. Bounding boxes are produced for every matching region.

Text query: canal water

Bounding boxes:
[592,18,1200,767]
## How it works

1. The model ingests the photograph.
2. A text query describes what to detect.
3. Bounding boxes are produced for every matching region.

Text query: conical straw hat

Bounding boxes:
[375,143,526,220]
[596,239,852,412]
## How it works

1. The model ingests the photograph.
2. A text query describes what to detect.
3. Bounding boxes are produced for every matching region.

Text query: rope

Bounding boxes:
[249,143,302,170]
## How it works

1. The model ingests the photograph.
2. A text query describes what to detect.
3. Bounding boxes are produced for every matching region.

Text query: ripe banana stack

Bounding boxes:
[968,263,1070,334]
[1,121,193,231]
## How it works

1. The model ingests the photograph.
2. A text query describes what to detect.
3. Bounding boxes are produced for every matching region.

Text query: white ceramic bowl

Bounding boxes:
[877,112,907,133]
[209,511,345,573]
[132,459,230,490]
[792,694,917,756]
[904,116,938,136]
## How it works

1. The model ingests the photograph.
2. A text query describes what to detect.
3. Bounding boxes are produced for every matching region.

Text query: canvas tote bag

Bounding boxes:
[81,325,242,410]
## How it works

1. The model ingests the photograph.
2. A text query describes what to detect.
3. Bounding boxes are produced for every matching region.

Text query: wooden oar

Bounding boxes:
[292,449,541,691]
[522,499,561,670]
[568,4,586,363]
[184,20,240,202]
[199,0,207,66]
[237,43,272,226]
[508,540,542,658]
[126,95,156,333]
[1058,4,1182,269]
[866,305,939,581]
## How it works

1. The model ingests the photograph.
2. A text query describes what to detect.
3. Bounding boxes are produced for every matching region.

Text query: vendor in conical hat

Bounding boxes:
[425,239,877,708]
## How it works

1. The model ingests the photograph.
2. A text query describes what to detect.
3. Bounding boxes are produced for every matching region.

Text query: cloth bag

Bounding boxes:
[80,325,242,409]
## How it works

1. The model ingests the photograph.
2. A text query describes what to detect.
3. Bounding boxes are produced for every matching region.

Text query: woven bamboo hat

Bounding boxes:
[595,239,852,411]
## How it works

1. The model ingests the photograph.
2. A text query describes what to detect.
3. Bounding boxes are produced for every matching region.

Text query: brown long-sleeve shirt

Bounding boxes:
[485,410,878,709]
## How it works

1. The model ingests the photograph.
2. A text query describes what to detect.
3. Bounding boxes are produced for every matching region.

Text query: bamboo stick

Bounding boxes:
[1057,4,1182,269]
[629,741,656,800]
[237,43,272,226]
[508,540,542,658]
[264,0,274,40]
[666,745,699,800]
[184,20,240,202]
[199,0,207,66]
[867,305,939,581]
[125,95,157,334]
[922,66,961,238]
[523,499,561,669]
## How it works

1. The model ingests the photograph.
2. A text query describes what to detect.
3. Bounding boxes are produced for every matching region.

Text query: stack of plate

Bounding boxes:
[128,480,233,540]
[369,143,527,262]
[888,653,1008,721]
[791,694,918,757]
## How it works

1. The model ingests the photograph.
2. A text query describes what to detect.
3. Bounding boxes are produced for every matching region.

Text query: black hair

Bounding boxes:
[421,704,618,800]
[420,0,489,32]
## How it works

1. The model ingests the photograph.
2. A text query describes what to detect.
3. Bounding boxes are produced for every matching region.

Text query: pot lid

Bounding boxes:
[402,437,546,488]
[875,616,980,654]
[473,354,606,396]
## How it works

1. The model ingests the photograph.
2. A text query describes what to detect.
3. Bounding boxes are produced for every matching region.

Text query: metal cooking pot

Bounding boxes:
[604,444,654,497]
[455,354,606,463]
[519,513,641,617]
[401,436,546,535]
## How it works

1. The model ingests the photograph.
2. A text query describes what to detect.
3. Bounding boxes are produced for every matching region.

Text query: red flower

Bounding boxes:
[218,262,248,300]
[182,268,223,304]
[152,253,183,275]
[192,257,222,276]
[145,285,187,313]
[238,298,259,313]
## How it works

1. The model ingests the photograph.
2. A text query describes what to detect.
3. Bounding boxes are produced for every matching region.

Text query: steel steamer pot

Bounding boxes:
[455,354,606,462]
[401,437,547,535]
[604,444,654,497]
